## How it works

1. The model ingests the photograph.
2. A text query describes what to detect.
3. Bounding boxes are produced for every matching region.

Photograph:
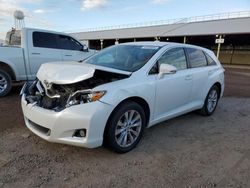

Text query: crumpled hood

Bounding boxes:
[37,62,95,85]
[37,61,131,86]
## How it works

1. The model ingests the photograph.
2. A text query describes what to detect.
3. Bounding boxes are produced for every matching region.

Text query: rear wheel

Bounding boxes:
[0,69,12,97]
[199,85,219,116]
[105,101,146,153]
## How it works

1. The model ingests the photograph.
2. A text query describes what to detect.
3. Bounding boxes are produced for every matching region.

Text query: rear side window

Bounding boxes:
[57,35,83,51]
[33,32,58,49]
[205,53,217,66]
[158,48,187,70]
[186,48,207,68]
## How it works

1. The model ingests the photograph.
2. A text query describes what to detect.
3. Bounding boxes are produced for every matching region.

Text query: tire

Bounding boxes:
[199,85,219,116]
[105,101,146,153]
[0,69,12,97]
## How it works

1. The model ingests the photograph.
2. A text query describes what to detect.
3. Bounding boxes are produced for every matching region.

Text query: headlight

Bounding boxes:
[20,80,36,96]
[20,82,28,95]
[66,90,106,107]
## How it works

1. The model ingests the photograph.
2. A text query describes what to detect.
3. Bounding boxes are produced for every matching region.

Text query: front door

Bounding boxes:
[57,35,86,61]
[154,47,193,120]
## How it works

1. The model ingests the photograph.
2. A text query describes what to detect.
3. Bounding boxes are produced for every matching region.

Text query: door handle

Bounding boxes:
[65,54,72,57]
[31,52,40,55]
[185,75,193,80]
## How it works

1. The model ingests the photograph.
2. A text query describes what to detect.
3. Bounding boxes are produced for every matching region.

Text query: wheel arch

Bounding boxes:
[103,96,150,142]
[0,61,16,80]
[203,81,222,102]
[213,82,222,98]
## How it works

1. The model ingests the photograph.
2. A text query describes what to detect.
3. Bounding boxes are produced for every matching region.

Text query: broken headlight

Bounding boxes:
[66,90,106,107]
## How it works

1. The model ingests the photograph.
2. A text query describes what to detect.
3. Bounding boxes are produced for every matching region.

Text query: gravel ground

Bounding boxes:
[0,66,250,188]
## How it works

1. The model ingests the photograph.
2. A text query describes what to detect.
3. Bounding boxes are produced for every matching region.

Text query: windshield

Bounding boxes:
[85,45,160,72]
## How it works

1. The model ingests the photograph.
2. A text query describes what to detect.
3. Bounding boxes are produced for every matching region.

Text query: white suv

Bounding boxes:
[21,42,225,153]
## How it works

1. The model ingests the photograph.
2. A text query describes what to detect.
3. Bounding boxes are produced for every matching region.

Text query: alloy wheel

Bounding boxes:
[207,89,218,113]
[0,73,7,94]
[115,110,142,148]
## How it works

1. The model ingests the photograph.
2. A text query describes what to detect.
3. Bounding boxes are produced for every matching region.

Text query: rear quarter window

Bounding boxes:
[205,53,217,66]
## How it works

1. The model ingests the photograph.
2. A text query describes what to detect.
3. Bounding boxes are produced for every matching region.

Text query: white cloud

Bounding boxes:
[19,0,42,3]
[0,0,23,16]
[81,0,107,11]
[33,9,45,14]
[120,5,141,12]
[33,8,61,14]
[151,0,169,4]
[0,0,57,36]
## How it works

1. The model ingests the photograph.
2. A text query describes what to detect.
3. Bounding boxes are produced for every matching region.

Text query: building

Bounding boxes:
[71,11,250,65]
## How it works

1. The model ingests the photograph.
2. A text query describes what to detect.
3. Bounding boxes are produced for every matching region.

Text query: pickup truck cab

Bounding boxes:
[0,28,95,97]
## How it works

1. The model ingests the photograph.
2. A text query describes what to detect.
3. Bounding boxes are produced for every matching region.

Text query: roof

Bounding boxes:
[121,41,168,47]
[119,41,213,52]
[72,17,250,40]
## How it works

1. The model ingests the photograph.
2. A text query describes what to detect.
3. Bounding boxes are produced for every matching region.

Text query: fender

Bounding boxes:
[0,58,19,80]
[203,78,224,102]
[94,78,155,120]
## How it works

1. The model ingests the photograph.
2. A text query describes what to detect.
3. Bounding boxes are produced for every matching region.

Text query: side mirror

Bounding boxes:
[158,64,177,78]
[82,45,89,52]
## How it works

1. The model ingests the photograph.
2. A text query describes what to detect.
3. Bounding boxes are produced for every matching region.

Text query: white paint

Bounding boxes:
[37,62,95,85]
[21,42,225,149]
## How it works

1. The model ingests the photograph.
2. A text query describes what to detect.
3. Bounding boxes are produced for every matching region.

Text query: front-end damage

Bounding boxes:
[22,69,129,111]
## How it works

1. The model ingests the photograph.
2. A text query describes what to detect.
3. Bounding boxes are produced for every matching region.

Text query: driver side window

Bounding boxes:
[158,48,187,70]
[57,35,83,51]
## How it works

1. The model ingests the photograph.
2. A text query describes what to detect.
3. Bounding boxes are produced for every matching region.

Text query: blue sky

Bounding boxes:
[0,0,250,39]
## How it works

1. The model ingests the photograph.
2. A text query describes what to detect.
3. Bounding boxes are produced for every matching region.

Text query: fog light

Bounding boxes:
[74,129,86,138]
[79,130,85,137]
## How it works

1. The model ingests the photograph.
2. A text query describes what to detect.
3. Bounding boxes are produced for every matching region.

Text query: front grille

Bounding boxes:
[40,95,67,111]
[28,120,51,136]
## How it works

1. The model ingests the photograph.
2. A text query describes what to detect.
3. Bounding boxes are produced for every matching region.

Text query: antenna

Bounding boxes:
[14,10,25,29]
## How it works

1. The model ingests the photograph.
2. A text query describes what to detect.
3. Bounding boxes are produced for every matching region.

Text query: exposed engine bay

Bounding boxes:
[23,70,129,111]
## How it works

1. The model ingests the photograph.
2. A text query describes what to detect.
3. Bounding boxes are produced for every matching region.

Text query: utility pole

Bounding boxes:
[100,39,103,49]
[216,35,222,58]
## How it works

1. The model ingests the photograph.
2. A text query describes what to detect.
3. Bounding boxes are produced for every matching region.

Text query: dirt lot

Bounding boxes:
[0,66,250,188]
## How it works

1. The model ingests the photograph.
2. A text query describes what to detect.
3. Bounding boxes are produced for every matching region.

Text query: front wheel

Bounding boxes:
[199,85,219,116]
[105,101,146,153]
[0,69,12,97]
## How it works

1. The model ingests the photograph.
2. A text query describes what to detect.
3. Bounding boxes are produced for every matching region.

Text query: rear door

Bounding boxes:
[28,31,62,78]
[185,48,216,103]
[57,35,87,61]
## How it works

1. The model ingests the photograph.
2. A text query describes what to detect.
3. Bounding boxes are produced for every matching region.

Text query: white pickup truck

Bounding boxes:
[0,28,95,97]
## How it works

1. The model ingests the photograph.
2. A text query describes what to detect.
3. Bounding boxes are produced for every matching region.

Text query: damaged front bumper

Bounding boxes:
[21,85,114,148]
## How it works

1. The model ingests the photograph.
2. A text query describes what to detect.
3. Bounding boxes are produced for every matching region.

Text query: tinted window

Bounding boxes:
[186,48,207,68]
[158,48,187,70]
[58,35,83,51]
[205,53,217,66]
[33,32,57,49]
